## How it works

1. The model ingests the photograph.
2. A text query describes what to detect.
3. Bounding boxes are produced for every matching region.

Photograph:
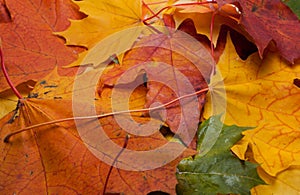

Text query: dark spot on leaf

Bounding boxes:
[293,78,300,88]
[53,97,62,99]
[44,85,58,88]
[251,4,258,12]
[43,91,51,95]
[28,93,39,98]
[39,80,47,85]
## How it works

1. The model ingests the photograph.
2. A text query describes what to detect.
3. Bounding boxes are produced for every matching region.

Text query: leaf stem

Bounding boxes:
[143,6,170,22]
[142,0,159,19]
[142,1,217,23]
[0,39,23,99]
[102,134,129,195]
[3,87,209,142]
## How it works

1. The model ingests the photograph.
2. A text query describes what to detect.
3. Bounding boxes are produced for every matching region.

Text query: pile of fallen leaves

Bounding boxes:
[0,0,299,194]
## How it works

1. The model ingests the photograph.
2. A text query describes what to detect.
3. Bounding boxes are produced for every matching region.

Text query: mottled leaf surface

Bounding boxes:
[176,115,264,195]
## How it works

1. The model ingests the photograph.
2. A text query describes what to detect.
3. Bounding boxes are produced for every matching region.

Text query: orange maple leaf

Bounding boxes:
[0,0,83,93]
[0,69,196,194]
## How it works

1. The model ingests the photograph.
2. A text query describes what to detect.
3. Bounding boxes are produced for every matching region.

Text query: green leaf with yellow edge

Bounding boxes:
[57,0,144,67]
[204,34,300,176]
[176,115,264,195]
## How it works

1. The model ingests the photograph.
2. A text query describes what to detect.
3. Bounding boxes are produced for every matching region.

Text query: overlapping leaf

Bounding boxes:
[100,29,214,144]
[60,0,143,48]
[176,115,264,194]
[0,0,83,93]
[59,0,144,67]
[1,0,299,194]
[0,80,35,118]
[252,166,300,194]
[0,70,196,194]
[173,1,242,46]
[204,34,300,192]
[216,0,300,63]
[282,0,300,19]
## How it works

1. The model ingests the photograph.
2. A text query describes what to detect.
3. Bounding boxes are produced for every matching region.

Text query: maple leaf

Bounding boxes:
[0,80,35,119]
[252,166,300,194]
[216,0,300,63]
[0,70,196,194]
[60,0,143,48]
[99,29,214,144]
[142,0,175,17]
[204,34,300,189]
[0,0,84,93]
[58,0,144,67]
[30,68,74,100]
[176,115,264,195]
[172,1,242,46]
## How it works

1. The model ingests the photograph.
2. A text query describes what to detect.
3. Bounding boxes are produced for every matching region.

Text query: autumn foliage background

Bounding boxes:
[0,0,300,194]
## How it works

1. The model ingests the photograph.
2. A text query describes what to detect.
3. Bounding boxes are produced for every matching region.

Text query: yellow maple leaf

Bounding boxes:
[0,81,35,119]
[252,166,300,194]
[58,0,144,67]
[204,34,300,178]
[143,0,176,15]
[60,0,143,48]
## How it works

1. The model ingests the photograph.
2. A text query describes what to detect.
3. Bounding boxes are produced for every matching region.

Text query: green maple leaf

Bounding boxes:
[176,115,265,195]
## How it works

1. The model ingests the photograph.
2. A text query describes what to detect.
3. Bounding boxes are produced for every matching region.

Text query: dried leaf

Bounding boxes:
[58,0,144,67]
[59,0,142,48]
[0,71,196,194]
[216,0,300,63]
[30,68,74,100]
[204,34,300,176]
[0,80,35,118]
[173,2,242,46]
[100,29,214,144]
[0,0,83,92]
[252,166,300,194]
